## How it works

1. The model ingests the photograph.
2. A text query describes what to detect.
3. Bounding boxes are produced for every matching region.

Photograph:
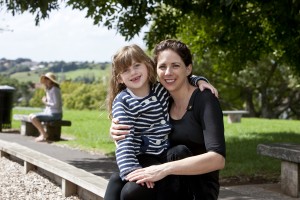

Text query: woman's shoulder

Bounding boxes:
[195,88,216,98]
[193,88,219,105]
[49,86,60,92]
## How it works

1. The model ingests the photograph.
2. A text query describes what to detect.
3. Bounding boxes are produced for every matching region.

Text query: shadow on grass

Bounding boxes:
[222,131,300,185]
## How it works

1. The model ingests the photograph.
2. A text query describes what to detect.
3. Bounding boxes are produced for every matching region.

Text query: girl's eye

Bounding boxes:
[134,63,141,69]
[173,64,180,68]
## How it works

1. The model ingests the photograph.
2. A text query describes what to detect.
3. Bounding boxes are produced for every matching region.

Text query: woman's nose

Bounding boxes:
[165,66,172,75]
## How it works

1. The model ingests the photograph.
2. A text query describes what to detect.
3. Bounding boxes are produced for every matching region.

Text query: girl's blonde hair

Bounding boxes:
[107,44,157,119]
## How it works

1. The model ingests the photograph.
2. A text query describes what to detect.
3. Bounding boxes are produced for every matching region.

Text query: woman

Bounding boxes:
[109,39,225,200]
[29,72,63,142]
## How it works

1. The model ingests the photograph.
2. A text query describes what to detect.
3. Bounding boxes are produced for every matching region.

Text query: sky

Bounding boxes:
[0,5,146,63]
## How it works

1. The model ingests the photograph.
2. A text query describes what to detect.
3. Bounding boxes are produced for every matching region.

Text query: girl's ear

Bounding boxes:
[186,64,192,76]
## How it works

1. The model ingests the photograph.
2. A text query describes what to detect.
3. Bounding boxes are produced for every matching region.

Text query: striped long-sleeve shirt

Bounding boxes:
[112,76,207,180]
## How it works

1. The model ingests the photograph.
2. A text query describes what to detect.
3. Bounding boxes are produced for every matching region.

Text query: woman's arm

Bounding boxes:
[110,118,130,141]
[126,152,225,184]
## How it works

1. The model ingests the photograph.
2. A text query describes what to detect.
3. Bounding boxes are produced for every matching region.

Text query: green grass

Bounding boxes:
[12,108,114,155]
[10,67,110,83]
[11,108,300,181]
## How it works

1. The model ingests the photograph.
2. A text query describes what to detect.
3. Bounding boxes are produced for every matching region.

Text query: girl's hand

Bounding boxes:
[198,80,219,98]
[110,118,130,142]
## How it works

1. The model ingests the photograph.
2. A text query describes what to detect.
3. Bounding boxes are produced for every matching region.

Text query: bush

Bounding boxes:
[29,81,108,110]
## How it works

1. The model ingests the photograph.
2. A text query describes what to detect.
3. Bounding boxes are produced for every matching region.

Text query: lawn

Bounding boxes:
[11,108,300,183]
[10,67,110,83]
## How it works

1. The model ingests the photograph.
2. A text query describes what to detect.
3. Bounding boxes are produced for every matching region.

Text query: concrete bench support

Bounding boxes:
[24,161,35,174]
[62,179,77,197]
[13,114,71,141]
[223,110,249,123]
[257,143,300,197]
[0,139,108,199]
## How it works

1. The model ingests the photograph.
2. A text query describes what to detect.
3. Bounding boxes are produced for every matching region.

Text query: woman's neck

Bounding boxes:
[169,84,197,119]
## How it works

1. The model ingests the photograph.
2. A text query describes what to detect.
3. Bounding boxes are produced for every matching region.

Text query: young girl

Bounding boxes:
[29,72,62,142]
[105,44,214,199]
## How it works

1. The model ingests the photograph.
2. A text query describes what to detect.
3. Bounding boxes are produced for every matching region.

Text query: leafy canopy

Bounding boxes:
[1,0,300,73]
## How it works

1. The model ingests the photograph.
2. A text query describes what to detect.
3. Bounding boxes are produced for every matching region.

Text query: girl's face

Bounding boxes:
[118,61,150,97]
[156,50,192,93]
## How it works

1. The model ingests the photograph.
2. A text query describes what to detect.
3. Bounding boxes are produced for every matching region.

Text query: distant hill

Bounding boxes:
[0,58,111,83]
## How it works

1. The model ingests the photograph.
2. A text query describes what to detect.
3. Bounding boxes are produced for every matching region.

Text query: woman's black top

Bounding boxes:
[169,88,226,196]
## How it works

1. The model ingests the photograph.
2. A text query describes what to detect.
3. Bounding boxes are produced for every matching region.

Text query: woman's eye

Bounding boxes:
[158,65,166,70]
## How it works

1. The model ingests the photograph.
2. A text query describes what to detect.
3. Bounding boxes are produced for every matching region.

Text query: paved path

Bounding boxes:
[0,130,296,200]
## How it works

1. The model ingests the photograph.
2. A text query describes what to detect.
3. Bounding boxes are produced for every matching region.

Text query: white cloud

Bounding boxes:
[0,6,146,62]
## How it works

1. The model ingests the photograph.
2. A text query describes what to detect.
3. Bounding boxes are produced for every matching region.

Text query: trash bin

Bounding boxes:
[0,85,15,132]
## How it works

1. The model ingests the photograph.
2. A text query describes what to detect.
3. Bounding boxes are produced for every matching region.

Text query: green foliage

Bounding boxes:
[0,74,34,106]
[2,1,300,73]
[29,88,45,108]
[29,81,108,110]
[62,81,107,110]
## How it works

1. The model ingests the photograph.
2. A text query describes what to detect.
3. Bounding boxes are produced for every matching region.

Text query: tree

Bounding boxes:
[177,14,300,119]
[2,0,299,73]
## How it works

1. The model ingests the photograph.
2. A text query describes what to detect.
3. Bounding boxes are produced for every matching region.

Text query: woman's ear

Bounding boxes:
[186,64,192,76]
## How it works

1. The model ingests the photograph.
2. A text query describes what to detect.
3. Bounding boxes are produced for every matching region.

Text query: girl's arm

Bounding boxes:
[189,75,218,97]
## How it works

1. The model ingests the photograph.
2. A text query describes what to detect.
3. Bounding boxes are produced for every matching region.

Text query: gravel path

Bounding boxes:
[0,157,81,200]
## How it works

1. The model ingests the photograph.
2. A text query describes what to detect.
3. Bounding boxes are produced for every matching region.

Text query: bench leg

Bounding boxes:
[20,121,39,136]
[62,179,77,197]
[45,125,61,141]
[24,161,35,174]
[227,114,242,123]
[0,150,8,158]
[281,161,299,197]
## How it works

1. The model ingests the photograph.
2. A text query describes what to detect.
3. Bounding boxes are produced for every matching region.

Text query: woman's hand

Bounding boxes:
[198,80,219,98]
[110,118,130,142]
[126,164,168,184]
[42,96,47,104]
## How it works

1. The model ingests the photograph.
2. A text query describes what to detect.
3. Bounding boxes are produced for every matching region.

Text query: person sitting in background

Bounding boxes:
[29,72,62,142]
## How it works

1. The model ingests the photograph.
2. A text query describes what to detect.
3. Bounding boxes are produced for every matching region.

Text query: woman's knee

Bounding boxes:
[167,145,193,161]
[28,114,35,121]
[121,182,155,200]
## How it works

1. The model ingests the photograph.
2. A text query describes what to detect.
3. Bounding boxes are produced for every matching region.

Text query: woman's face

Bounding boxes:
[43,78,52,88]
[156,49,192,92]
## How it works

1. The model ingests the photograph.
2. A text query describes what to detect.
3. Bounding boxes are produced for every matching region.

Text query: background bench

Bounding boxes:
[223,110,249,123]
[257,143,300,197]
[13,114,71,141]
[0,139,108,199]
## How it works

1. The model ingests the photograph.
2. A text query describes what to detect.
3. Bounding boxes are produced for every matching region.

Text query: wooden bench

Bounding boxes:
[13,114,71,141]
[257,143,300,197]
[0,139,108,199]
[222,110,249,123]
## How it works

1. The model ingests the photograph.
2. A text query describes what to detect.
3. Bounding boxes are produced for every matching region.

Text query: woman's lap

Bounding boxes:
[33,112,62,121]
[105,145,219,200]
